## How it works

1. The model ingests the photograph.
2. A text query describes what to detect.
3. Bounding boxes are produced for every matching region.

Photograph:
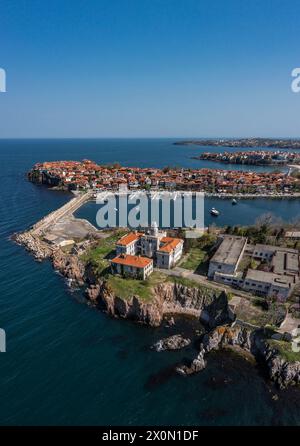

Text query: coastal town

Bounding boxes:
[193,150,300,167]
[11,159,300,389]
[174,137,300,150]
[28,159,300,196]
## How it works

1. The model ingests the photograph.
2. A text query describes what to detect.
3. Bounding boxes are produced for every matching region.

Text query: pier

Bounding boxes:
[32,191,93,236]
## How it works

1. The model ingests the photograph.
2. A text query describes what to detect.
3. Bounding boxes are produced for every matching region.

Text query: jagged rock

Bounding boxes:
[176,352,207,375]
[151,334,191,352]
[98,285,164,326]
[12,231,52,260]
[175,323,300,388]
[258,340,300,389]
[86,280,232,328]
[201,324,253,353]
[86,283,101,303]
[52,250,85,286]
[166,317,175,327]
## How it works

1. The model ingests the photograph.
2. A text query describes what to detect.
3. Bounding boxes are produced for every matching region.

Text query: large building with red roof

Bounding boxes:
[111,225,184,279]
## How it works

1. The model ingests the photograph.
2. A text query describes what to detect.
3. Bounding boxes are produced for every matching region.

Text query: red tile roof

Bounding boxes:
[116,232,143,246]
[111,254,152,268]
[158,237,183,253]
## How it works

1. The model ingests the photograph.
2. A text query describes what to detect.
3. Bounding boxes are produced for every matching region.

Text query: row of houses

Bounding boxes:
[110,225,184,280]
[199,150,300,166]
[208,236,300,300]
[29,160,300,194]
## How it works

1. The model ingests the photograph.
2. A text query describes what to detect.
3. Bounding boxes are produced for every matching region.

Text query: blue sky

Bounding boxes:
[1,0,300,137]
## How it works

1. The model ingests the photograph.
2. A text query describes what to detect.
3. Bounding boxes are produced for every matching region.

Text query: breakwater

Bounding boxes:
[31,191,93,235]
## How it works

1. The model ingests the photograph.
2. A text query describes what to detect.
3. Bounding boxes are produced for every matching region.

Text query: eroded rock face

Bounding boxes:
[95,283,164,326]
[255,337,300,389]
[155,282,230,328]
[176,352,206,375]
[176,323,300,388]
[201,324,253,353]
[152,334,191,352]
[268,356,300,388]
[86,280,232,328]
[52,250,85,286]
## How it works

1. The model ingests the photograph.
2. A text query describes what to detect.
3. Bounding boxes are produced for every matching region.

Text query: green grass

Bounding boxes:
[107,272,218,301]
[106,272,167,301]
[81,229,127,276]
[267,339,300,363]
[179,248,208,272]
[167,275,213,294]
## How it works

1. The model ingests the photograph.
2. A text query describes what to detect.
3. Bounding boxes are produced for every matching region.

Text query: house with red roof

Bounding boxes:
[111,254,153,280]
[112,225,184,279]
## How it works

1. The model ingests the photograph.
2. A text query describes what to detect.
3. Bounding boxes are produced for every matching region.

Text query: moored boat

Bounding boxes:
[210,207,220,216]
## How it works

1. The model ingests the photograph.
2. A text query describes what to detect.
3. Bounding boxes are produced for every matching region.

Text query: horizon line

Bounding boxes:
[1,135,300,140]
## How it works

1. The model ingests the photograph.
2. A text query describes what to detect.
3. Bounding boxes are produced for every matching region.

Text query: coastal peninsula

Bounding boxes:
[28,159,300,197]
[192,150,300,167]
[12,160,300,389]
[174,137,300,149]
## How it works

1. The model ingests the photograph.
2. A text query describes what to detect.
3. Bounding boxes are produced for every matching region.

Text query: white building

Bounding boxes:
[114,224,184,274]
[209,237,299,300]
[156,237,184,269]
[208,236,247,278]
[242,269,293,301]
[140,225,166,258]
[116,232,143,255]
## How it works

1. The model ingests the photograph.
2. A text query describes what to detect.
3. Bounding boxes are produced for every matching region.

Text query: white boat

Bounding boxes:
[210,207,220,216]
[232,198,237,205]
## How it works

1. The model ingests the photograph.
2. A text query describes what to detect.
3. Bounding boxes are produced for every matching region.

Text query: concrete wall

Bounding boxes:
[208,261,236,279]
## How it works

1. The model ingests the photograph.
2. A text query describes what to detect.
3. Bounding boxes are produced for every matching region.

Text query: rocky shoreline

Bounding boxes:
[174,324,300,389]
[13,227,300,389]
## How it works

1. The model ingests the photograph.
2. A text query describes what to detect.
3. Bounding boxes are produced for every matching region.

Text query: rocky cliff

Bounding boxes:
[52,250,86,287]
[177,323,300,388]
[86,280,232,328]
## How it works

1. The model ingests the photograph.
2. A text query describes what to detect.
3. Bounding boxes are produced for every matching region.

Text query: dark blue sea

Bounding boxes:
[1,138,300,426]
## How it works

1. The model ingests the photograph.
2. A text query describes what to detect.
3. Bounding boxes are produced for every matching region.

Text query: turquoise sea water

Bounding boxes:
[1,138,300,426]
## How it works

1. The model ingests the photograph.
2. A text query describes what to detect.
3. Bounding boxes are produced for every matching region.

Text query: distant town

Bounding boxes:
[192,150,300,166]
[28,159,300,196]
[174,137,300,150]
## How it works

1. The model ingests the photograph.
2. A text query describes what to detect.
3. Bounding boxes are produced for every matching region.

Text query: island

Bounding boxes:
[12,160,300,389]
[174,137,300,149]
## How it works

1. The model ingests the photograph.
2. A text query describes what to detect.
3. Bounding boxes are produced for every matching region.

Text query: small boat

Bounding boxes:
[232,198,237,205]
[210,207,220,216]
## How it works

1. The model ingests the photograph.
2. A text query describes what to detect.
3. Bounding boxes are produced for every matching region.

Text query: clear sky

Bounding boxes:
[1,0,300,138]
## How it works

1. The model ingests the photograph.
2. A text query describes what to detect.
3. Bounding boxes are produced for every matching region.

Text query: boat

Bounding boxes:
[232,198,237,205]
[210,207,220,216]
